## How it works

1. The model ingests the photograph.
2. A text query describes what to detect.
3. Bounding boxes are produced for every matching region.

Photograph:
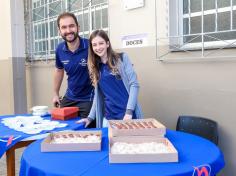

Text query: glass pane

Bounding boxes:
[233,10,236,29]
[38,24,42,39]
[77,13,89,32]
[49,1,64,17]
[234,0,236,5]
[83,13,89,31]
[69,0,82,11]
[35,42,38,53]
[183,0,189,14]
[190,16,202,34]
[42,23,46,38]
[203,0,215,10]
[217,12,230,31]
[39,42,42,52]
[34,26,38,39]
[77,14,83,31]
[204,14,215,32]
[190,0,201,13]
[54,22,58,37]
[183,18,189,35]
[92,0,106,6]
[204,31,236,42]
[184,35,201,43]
[50,21,54,37]
[95,10,101,29]
[92,11,95,30]
[45,23,48,38]
[83,0,90,8]
[217,0,230,8]
[33,7,45,21]
[102,8,108,28]
[50,39,54,51]
[42,41,46,51]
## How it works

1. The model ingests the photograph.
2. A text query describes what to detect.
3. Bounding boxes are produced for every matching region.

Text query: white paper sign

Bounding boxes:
[123,0,144,10]
[122,33,148,48]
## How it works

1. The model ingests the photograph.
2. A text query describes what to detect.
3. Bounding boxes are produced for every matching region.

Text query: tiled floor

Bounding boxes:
[0,147,25,176]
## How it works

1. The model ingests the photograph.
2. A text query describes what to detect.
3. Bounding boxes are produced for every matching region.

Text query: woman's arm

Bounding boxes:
[121,53,140,117]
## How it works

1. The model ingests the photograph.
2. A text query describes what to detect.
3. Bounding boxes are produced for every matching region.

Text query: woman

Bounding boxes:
[77,30,143,128]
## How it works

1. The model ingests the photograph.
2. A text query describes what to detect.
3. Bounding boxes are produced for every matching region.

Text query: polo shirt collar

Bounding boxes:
[62,36,88,53]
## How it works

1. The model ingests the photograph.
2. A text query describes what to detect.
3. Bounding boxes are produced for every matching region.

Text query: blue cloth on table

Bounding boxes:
[20,128,225,176]
[0,114,84,158]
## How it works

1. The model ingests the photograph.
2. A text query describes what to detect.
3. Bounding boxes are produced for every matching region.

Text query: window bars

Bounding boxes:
[24,0,108,61]
[156,0,236,61]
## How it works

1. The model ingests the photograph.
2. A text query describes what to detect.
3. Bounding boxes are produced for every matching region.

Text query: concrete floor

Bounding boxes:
[0,147,25,176]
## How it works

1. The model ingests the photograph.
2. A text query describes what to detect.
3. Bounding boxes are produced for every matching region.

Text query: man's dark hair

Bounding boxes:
[57,12,78,28]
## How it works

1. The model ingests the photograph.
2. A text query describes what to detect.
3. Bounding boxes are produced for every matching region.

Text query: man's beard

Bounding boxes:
[62,32,79,43]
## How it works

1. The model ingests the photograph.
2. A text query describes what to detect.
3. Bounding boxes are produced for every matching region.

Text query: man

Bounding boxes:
[53,12,95,128]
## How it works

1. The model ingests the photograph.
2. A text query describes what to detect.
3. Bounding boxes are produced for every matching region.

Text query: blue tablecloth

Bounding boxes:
[20,128,225,176]
[0,114,84,158]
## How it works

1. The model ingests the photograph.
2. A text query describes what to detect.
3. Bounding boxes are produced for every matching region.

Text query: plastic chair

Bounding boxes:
[176,116,218,145]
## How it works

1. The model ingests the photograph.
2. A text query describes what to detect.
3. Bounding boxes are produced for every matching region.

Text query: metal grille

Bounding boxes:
[156,0,236,60]
[24,0,108,61]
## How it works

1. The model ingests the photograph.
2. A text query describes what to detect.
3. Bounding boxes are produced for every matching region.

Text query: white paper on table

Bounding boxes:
[1,116,68,134]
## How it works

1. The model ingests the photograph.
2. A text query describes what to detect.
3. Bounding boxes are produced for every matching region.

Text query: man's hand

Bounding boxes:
[53,95,60,107]
[123,114,132,120]
[76,118,92,128]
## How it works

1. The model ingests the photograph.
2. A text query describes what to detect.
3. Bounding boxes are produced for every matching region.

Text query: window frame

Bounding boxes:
[25,0,108,61]
[169,0,236,51]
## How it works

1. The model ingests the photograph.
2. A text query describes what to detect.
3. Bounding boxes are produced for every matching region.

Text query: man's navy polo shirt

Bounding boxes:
[55,37,94,101]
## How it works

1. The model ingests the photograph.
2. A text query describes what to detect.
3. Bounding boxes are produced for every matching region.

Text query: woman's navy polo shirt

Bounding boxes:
[98,63,129,120]
[55,37,94,101]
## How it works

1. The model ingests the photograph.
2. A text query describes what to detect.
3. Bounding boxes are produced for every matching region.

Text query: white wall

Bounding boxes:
[109,0,236,175]
[0,0,12,60]
[0,0,27,114]
[0,0,14,114]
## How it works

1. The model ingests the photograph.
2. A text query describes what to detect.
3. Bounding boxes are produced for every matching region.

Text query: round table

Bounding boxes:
[20,128,225,176]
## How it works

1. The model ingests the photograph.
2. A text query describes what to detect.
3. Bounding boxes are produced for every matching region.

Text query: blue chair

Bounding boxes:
[176,115,218,145]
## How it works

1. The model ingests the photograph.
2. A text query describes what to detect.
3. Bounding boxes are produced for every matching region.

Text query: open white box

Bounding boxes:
[108,118,166,137]
[41,130,102,152]
[109,136,178,163]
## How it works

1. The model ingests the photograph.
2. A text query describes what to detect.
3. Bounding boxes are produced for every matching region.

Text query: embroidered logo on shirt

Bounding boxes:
[62,60,69,65]
[79,58,87,66]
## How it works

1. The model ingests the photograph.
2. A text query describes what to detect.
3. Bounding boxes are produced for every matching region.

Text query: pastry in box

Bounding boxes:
[109,136,178,163]
[108,118,166,137]
[41,130,102,152]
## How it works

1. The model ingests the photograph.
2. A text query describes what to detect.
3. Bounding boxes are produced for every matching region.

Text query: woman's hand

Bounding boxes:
[123,114,132,120]
[76,118,92,128]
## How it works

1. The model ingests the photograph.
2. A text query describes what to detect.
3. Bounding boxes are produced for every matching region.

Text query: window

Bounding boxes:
[169,0,236,50]
[24,0,108,60]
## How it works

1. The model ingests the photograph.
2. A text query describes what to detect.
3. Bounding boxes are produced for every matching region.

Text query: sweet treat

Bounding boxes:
[51,133,101,144]
[111,142,169,154]
[110,120,158,130]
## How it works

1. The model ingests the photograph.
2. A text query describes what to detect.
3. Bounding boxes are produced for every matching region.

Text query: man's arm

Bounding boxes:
[53,68,64,107]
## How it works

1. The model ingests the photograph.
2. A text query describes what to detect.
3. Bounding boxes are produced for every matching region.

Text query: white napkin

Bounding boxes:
[1,116,68,134]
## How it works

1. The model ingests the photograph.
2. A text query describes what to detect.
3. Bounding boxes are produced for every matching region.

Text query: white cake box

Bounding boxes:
[41,130,102,152]
[109,136,178,163]
[108,118,166,137]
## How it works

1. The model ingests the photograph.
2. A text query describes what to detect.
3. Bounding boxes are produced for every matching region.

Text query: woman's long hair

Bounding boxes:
[88,30,120,86]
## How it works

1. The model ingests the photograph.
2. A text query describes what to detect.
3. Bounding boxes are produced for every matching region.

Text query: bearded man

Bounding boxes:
[52,12,95,128]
